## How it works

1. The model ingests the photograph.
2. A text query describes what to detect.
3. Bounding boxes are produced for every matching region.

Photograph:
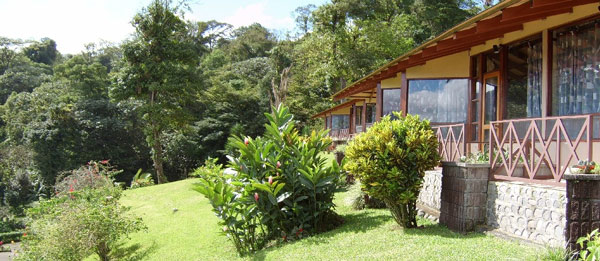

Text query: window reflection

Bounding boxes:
[408,79,469,123]
[366,104,376,124]
[331,115,349,129]
[382,89,401,116]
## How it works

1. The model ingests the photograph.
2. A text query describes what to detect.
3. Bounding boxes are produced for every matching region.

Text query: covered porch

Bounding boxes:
[315,0,600,186]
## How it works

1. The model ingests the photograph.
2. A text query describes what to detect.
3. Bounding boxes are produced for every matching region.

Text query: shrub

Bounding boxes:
[344,112,439,228]
[54,160,119,195]
[129,169,154,189]
[0,231,24,242]
[195,105,344,255]
[190,158,223,178]
[17,164,145,261]
[578,229,600,260]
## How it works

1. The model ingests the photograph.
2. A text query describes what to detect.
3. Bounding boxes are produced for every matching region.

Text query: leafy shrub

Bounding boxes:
[190,158,223,178]
[344,113,439,228]
[195,105,344,255]
[0,231,24,242]
[17,164,145,261]
[129,169,154,189]
[578,229,600,260]
[4,170,41,215]
[54,160,119,195]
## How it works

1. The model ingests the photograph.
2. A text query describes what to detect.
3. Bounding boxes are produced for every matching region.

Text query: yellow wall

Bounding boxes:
[470,3,598,55]
[405,51,470,79]
[381,72,402,89]
[331,107,351,115]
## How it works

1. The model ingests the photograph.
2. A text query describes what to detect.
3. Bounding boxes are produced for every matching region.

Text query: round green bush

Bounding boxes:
[344,112,439,228]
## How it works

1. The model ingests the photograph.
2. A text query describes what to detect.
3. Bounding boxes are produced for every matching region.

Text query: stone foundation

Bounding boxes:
[417,169,442,219]
[486,181,566,247]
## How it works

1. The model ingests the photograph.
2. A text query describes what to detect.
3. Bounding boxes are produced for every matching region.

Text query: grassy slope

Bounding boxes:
[119,178,545,261]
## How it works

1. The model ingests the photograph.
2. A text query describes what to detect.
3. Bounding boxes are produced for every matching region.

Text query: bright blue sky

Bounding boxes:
[0,0,328,54]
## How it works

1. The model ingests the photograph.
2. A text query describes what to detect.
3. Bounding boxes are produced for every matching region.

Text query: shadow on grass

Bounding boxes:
[403,221,487,240]
[110,241,158,261]
[250,211,390,261]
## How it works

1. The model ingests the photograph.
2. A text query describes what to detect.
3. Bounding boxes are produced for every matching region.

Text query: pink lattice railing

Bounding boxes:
[329,128,350,140]
[489,114,598,186]
[432,124,466,162]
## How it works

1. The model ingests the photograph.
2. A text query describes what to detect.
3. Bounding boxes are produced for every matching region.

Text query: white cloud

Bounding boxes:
[222,1,294,30]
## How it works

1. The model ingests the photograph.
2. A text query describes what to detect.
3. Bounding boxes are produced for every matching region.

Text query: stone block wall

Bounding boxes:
[564,174,600,250]
[417,169,442,218]
[439,162,489,233]
[486,181,566,247]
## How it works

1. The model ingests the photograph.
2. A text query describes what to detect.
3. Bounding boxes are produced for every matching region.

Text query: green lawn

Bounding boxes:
[116,178,548,261]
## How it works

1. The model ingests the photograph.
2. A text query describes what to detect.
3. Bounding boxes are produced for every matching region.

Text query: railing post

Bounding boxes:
[588,115,593,163]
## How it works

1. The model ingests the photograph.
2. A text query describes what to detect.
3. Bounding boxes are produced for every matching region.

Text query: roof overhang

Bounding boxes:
[311,99,360,119]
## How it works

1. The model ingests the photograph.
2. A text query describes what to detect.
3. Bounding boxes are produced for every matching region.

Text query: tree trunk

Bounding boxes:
[152,126,168,184]
[384,199,418,228]
[149,90,168,184]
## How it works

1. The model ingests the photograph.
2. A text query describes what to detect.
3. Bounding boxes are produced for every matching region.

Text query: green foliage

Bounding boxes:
[54,160,119,195]
[344,112,439,228]
[0,231,24,242]
[18,165,145,261]
[347,181,386,210]
[130,169,154,189]
[113,0,202,184]
[22,38,58,65]
[578,229,600,260]
[195,105,344,255]
[190,158,223,178]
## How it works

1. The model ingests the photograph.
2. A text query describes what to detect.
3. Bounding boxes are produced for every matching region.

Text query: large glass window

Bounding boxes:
[408,79,469,123]
[382,89,401,116]
[552,20,600,115]
[507,37,543,119]
[331,115,349,129]
[355,106,363,126]
[366,103,376,124]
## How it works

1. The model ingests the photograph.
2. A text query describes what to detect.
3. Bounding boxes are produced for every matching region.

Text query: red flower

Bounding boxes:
[244,137,249,146]
[254,193,259,202]
[69,184,74,193]
[0,241,3,245]
[268,176,273,185]
[282,235,287,241]
[23,233,27,237]
[276,161,281,169]
[298,228,303,233]
[100,160,109,164]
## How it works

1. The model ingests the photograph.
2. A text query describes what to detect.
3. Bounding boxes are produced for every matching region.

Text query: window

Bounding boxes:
[408,79,469,123]
[366,104,376,124]
[331,115,349,129]
[382,89,401,116]
[355,106,363,126]
[552,20,600,116]
[506,37,543,119]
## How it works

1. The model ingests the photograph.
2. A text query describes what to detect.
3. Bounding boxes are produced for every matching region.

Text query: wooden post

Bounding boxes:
[362,102,367,131]
[400,72,408,116]
[376,83,382,122]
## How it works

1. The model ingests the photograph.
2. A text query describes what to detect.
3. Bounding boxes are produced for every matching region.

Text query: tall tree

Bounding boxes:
[112,0,199,183]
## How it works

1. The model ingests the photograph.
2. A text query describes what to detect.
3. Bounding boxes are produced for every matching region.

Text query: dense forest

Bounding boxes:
[0,0,495,211]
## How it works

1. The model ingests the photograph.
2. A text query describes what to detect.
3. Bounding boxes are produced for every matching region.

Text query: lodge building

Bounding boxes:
[314,0,600,187]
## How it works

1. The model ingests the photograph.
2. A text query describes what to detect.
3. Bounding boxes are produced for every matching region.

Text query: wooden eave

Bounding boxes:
[332,0,597,101]
[311,99,360,119]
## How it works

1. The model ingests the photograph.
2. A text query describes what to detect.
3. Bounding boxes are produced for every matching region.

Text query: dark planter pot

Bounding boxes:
[564,174,600,251]
[439,162,490,233]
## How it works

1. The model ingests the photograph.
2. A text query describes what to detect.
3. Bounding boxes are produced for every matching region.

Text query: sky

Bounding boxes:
[0,0,328,54]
